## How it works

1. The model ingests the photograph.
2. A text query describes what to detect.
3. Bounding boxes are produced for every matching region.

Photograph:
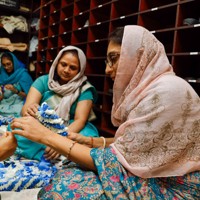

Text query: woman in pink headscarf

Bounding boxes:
[11,25,200,199]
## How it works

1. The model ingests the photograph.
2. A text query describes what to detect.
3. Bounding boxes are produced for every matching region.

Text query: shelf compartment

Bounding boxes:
[111,0,139,19]
[47,36,58,49]
[177,0,200,27]
[60,4,74,20]
[74,0,90,15]
[104,77,114,95]
[58,32,72,48]
[173,55,200,79]
[50,0,61,14]
[86,58,106,75]
[174,27,200,53]
[101,113,117,136]
[153,30,175,53]
[59,18,73,33]
[87,76,105,93]
[46,48,58,62]
[72,12,90,30]
[87,40,108,57]
[94,92,103,111]
[39,16,49,29]
[71,28,88,44]
[89,4,111,25]
[110,15,138,32]
[138,6,177,30]
[102,94,113,114]
[139,0,177,11]
[49,11,60,25]
[88,23,109,42]
[38,28,48,39]
[38,37,48,51]
[48,23,60,37]
[40,3,50,17]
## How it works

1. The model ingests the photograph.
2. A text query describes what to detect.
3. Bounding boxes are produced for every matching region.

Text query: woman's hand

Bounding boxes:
[67,131,91,147]
[23,103,39,117]
[11,116,52,144]
[44,146,60,160]
[4,84,17,93]
[0,132,17,161]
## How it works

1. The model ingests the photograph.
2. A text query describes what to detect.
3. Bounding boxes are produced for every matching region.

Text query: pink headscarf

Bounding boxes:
[110,25,200,178]
[48,46,87,122]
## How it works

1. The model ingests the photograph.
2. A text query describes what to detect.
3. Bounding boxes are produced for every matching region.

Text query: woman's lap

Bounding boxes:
[38,147,200,200]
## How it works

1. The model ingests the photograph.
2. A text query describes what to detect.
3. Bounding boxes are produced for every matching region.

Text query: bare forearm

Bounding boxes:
[45,132,96,170]
[67,119,85,133]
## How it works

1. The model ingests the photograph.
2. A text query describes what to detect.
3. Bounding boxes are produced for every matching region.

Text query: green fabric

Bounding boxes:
[16,75,99,161]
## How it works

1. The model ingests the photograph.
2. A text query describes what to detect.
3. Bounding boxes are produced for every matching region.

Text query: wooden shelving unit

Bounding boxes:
[36,0,200,136]
[0,0,40,79]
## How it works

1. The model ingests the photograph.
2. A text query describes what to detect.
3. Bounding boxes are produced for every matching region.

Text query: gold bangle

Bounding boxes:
[90,137,93,148]
[100,136,106,148]
[67,141,77,159]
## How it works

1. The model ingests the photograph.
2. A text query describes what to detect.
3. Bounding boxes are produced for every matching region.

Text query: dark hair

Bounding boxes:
[1,52,13,64]
[53,49,80,81]
[108,27,124,45]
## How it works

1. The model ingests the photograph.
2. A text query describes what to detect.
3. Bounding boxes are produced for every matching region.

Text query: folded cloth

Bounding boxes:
[0,38,27,52]
[183,18,199,25]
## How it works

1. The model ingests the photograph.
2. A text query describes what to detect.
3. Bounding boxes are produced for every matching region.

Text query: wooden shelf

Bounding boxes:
[36,0,200,136]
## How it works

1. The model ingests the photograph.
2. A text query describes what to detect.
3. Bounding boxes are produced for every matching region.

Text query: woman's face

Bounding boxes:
[56,52,80,85]
[105,41,121,81]
[1,57,14,74]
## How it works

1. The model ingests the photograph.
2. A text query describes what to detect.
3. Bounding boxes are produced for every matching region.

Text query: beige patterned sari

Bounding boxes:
[110,25,200,178]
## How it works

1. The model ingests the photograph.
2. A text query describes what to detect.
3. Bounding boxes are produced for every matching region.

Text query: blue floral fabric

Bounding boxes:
[38,147,200,199]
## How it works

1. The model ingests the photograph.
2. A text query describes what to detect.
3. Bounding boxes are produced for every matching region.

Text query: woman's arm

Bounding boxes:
[68,131,114,148]
[11,116,96,170]
[67,99,93,132]
[21,87,42,117]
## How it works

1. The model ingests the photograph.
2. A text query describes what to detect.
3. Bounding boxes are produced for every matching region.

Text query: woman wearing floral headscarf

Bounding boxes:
[0,52,33,117]
[12,25,200,199]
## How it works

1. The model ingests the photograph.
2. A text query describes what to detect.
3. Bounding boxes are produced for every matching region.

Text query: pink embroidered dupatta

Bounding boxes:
[110,25,200,178]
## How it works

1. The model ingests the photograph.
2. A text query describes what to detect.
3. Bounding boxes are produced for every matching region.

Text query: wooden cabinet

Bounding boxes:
[36,0,200,136]
[0,0,40,79]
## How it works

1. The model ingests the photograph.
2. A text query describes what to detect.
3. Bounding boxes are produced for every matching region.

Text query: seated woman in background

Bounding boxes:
[17,45,99,161]
[12,25,200,199]
[0,52,33,118]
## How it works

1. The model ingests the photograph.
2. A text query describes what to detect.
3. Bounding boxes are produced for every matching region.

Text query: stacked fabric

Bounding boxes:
[36,102,68,137]
[0,102,68,192]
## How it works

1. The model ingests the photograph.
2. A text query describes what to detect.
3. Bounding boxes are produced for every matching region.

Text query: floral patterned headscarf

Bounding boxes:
[110,25,200,178]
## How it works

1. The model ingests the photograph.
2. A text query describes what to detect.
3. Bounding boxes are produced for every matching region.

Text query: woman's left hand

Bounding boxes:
[4,84,16,93]
[44,146,60,160]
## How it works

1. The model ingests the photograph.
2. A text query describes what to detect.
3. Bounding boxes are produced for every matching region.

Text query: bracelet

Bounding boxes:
[100,136,106,148]
[67,141,77,159]
[90,137,93,148]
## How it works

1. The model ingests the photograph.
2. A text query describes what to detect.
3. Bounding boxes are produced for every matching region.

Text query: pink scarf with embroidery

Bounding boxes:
[110,25,200,178]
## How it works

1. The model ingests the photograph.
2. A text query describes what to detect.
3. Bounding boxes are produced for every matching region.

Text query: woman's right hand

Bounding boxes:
[67,131,91,147]
[23,103,39,117]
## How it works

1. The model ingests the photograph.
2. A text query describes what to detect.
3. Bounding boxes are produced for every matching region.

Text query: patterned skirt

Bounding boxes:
[38,147,200,200]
